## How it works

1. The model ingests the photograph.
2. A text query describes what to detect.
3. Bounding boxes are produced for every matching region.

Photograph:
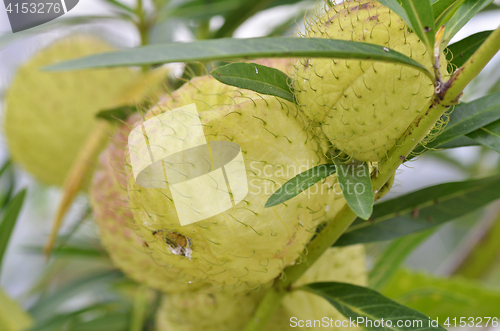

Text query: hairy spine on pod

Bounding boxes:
[126,75,343,294]
[90,114,212,293]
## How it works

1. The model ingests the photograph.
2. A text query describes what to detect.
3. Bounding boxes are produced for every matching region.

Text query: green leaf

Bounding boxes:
[23,245,106,259]
[467,119,500,153]
[369,229,436,290]
[411,92,500,155]
[43,37,433,79]
[213,0,306,38]
[301,282,446,331]
[433,0,464,26]
[32,302,128,331]
[453,212,500,279]
[214,0,275,38]
[96,105,137,123]
[482,3,500,11]
[68,313,129,331]
[211,63,294,102]
[401,0,435,54]
[333,159,373,220]
[377,0,412,29]
[101,0,135,14]
[383,269,500,320]
[446,30,493,68]
[265,164,336,208]
[334,174,500,246]
[0,286,33,331]
[435,136,479,149]
[266,10,306,37]
[0,160,12,180]
[159,0,244,21]
[0,189,26,274]
[0,168,15,210]
[28,271,122,322]
[442,0,494,46]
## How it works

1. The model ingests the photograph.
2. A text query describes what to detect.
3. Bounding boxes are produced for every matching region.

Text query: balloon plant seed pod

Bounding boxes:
[3,36,136,186]
[125,75,344,293]
[154,245,367,331]
[292,0,448,162]
[90,114,210,293]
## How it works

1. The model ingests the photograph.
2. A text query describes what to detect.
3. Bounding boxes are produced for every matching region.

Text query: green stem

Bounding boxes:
[243,24,500,331]
[244,203,357,330]
[444,26,500,100]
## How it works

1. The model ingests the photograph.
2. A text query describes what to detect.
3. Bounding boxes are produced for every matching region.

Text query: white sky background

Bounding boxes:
[0,0,499,318]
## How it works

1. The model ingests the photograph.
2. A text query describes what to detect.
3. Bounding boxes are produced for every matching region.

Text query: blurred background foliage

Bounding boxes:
[0,0,500,330]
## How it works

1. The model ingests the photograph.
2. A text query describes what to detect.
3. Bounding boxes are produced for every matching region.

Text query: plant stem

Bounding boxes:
[444,25,500,99]
[243,23,500,331]
[244,203,356,331]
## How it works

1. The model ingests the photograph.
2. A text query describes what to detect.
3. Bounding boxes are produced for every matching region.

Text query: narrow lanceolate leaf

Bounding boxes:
[401,0,435,55]
[159,0,244,21]
[43,37,433,79]
[433,0,463,26]
[334,175,500,246]
[32,302,129,331]
[377,0,412,29]
[0,189,26,273]
[0,160,11,180]
[447,30,493,68]
[467,119,500,153]
[435,136,479,149]
[369,229,436,290]
[411,92,500,155]
[333,159,373,220]
[265,164,336,208]
[301,282,446,331]
[211,63,294,103]
[28,271,122,322]
[102,0,135,14]
[384,269,500,320]
[213,0,273,38]
[24,245,106,259]
[442,0,494,46]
